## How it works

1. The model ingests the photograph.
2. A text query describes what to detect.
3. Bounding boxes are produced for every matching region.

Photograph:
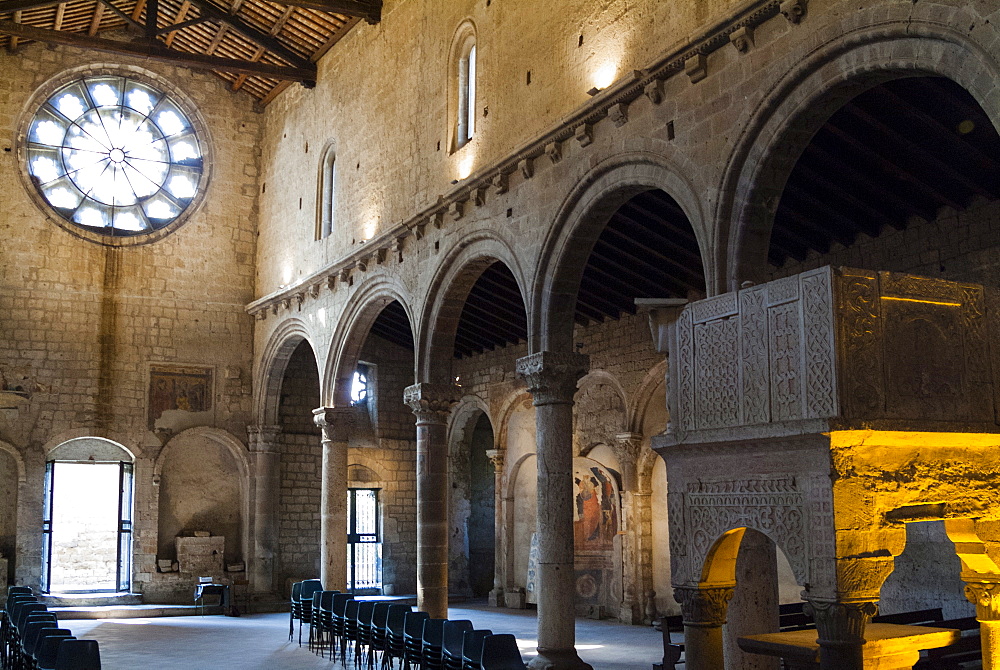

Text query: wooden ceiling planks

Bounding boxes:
[0,0,370,101]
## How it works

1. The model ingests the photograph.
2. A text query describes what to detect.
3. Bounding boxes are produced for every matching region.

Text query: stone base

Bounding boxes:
[488,587,504,607]
[527,647,595,670]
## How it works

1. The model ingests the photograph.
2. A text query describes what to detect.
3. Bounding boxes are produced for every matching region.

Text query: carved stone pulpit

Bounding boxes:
[646,266,1000,670]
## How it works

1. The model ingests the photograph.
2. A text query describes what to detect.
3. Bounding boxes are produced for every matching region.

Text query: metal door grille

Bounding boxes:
[347,488,381,593]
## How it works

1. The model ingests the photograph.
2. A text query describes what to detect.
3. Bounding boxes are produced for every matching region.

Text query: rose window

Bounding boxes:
[25,75,203,236]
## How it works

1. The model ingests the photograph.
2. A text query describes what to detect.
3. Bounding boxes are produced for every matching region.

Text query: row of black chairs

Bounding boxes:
[1,587,100,670]
[287,580,526,670]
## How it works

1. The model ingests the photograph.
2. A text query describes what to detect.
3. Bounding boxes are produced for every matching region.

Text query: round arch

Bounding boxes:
[0,440,26,484]
[628,359,668,435]
[532,151,709,353]
[42,429,136,462]
[718,16,1000,289]
[153,426,250,483]
[323,274,416,408]
[256,318,319,426]
[416,231,530,384]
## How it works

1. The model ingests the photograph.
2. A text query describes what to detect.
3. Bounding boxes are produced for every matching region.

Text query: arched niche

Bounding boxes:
[155,428,248,565]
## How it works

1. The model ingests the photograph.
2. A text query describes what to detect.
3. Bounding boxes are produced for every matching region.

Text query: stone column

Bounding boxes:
[803,598,878,670]
[516,351,593,670]
[675,584,736,670]
[248,424,281,594]
[963,579,1000,670]
[403,383,460,618]
[486,448,505,607]
[313,407,353,591]
[613,432,646,625]
[723,531,779,670]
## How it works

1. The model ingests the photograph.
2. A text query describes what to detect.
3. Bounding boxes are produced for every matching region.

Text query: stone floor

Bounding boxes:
[63,601,668,669]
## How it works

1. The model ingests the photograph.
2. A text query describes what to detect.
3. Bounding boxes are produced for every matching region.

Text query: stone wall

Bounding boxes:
[0,450,16,584]
[0,42,260,591]
[275,345,322,588]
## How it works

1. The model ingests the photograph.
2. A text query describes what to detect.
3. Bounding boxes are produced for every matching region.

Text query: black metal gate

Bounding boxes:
[347,488,381,593]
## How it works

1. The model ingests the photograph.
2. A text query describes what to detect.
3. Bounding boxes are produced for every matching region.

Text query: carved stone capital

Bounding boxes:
[403,383,460,424]
[515,352,589,406]
[804,599,878,645]
[964,579,1000,621]
[613,432,643,490]
[312,406,355,443]
[485,448,505,472]
[673,585,735,627]
[247,424,281,452]
[643,80,663,105]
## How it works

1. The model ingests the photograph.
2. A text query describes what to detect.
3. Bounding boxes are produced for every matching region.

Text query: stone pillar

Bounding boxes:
[516,351,593,670]
[613,432,646,625]
[675,584,735,670]
[248,424,282,594]
[313,407,353,591]
[804,598,878,670]
[403,383,460,618]
[963,579,1000,670]
[486,448,506,608]
[723,531,779,670]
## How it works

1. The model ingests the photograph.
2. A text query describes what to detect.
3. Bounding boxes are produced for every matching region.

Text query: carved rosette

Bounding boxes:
[247,424,281,452]
[403,383,460,424]
[515,351,589,406]
[964,580,1000,621]
[673,585,735,627]
[312,406,355,443]
[805,599,878,646]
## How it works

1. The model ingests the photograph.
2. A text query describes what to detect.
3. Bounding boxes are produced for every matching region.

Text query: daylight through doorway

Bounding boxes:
[43,461,133,593]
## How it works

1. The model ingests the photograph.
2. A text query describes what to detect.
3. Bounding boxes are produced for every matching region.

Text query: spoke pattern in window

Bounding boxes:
[25,75,203,236]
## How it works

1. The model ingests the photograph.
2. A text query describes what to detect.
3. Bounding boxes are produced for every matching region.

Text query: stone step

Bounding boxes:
[42,592,143,607]
[51,604,223,619]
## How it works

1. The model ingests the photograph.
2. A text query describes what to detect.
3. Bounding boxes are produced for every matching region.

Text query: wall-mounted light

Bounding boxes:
[590,62,617,94]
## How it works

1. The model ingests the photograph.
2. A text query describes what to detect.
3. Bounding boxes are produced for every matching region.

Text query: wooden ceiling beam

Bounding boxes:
[266,0,379,22]
[184,0,311,68]
[86,3,102,35]
[96,0,145,32]
[8,9,19,51]
[52,1,63,29]
[0,19,317,81]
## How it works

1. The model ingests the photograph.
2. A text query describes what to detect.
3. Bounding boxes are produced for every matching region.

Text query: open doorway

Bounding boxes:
[347,487,381,594]
[42,438,134,594]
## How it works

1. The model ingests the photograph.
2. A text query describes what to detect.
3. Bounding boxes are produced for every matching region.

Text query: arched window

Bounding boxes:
[317,145,336,239]
[450,23,477,151]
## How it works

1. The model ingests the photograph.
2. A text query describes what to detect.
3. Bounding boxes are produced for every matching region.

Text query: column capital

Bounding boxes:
[612,432,643,491]
[312,406,355,442]
[674,585,735,627]
[485,448,505,471]
[804,598,879,645]
[964,578,1000,620]
[247,424,281,452]
[515,351,589,406]
[403,383,460,424]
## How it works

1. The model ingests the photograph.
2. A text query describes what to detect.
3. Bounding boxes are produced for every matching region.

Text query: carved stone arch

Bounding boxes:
[678,477,809,589]
[256,317,318,426]
[628,359,668,435]
[700,526,806,592]
[636,447,660,496]
[717,10,1000,289]
[504,451,536,502]
[574,370,627,457]
[448,394,491,445]
[324,274,415,408]
[415,231,529,384]
[41,429,136,462]
[0,440,26,483]
[532,151,709,353]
